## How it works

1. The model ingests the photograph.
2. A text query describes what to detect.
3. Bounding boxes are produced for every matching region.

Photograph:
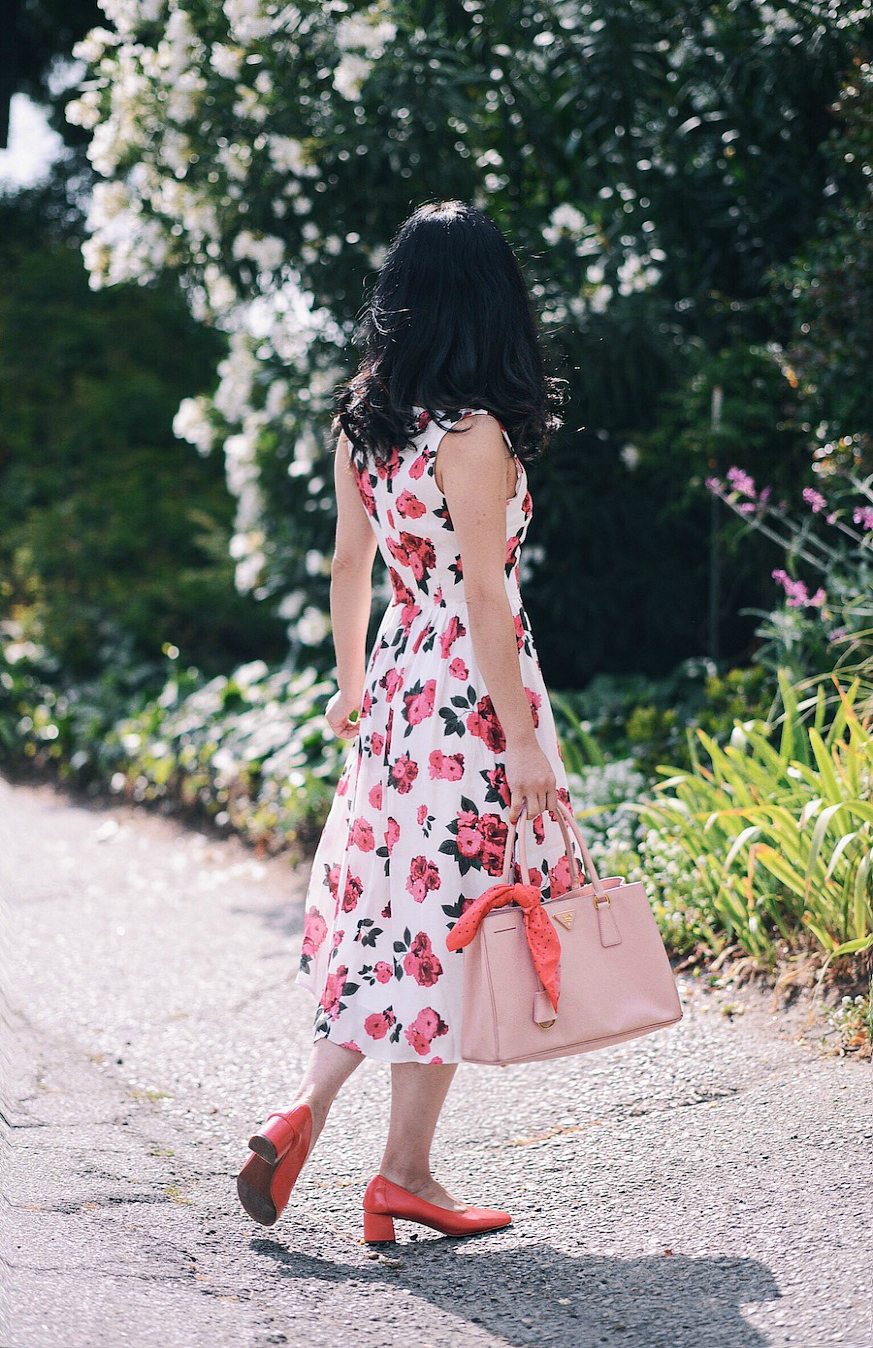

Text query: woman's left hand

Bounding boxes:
[325,687,362,740]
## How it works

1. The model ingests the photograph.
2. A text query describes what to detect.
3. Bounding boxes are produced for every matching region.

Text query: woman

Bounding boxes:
[237,199,576,1242]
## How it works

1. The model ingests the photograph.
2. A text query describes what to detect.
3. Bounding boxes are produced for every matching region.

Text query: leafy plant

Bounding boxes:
[629,668,873,964]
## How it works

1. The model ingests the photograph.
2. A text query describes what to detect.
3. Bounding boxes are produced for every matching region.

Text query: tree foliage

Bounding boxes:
[67,0,873,681]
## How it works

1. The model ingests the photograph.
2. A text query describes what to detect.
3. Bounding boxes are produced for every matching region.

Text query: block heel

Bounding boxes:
[363,1210,397,1243]
[248,1110,302,1165]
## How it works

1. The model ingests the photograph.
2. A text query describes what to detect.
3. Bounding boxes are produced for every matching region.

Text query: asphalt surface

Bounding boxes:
[3,773,871,1348]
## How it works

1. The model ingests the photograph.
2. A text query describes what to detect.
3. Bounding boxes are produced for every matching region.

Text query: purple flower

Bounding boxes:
[704,475,722,494]
[726,466,756,498]
[853,505,873,531]
[771,568,826,611]
[802,487,828,514]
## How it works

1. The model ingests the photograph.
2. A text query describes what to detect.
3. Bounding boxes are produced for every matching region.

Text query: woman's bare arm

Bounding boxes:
[327,430,378,736]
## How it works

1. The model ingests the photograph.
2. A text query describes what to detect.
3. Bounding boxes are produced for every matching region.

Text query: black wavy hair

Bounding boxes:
[334,199,566,472]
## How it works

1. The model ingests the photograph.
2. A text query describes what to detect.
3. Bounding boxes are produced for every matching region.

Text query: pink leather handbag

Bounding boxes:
[453,798,683,1066]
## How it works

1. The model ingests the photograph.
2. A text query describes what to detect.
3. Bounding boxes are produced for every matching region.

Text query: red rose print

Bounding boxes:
[404,1006,449,1055]
[439,615,466,658]
[385,817,400,851]
[449,657,468,679]
[319,965,348,1019]
[403,678,436,728]
[374,961,393,984]
[466,694,507,753]
[384,668,405,700]
[403,933,444,988]
[364,1009,396,1040]
[342,872,363,913]
[406,856,442,902]
[429,749,464,781]
[350,817,375,851]
[301,906,327,959]
[370,730,385,756]
[389,752,418,793]
[396,490,427,519]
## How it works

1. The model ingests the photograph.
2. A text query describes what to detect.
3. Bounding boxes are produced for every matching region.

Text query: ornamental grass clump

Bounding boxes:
[628,668,872,966]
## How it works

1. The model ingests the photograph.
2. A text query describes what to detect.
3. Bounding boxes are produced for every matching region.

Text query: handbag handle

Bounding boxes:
[501,797,609,900]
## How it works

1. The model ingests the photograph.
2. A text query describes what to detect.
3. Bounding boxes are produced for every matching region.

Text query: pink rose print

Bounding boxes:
[374,961,393,984]
[350,816,375,851]
[406,856,442,903]
[301,906,328,958]
[325,861,341,903]
[403,933,444,988]
[385,817,401,852]
[396,489,427,519]
[404,1006,448,1056]
[439,615,466,658]
[389,752,419,793]
[449,656,468,679]
[429,749,465,781]
[403,678,436,728]
[370,729,385,756]
[319,965,348,1019]
[368,782,383,810]
[339,1041,362,1053]
[342,871,363,913]
[549,851,574,898]
[526,686,542,728]
[417,803,428,825]
[364,1008,396,1040]
[384,667,405,700]
[467,694,507,753]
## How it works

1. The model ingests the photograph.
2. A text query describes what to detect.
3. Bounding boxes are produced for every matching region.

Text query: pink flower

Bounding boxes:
[449,657,468,679]
[802,486,828,514]
[429,749,465,780]
[726,466,756,498]
[374,961,393,984]
[403,932,444,988]
[404,679,436,726]
[389,752,419,793]
[319,965,348,1019]
[368,782,383,810]
[406,855,442,902]
[404,1006,449,1055]
[350,816,375,851]
[853,505,873,531]
[301,906,328,958]
[364,1009,396,1040]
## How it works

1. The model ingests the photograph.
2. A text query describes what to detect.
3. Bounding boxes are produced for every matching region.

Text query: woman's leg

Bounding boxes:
[281,1037,364,1153]
[377,1062,464,1209]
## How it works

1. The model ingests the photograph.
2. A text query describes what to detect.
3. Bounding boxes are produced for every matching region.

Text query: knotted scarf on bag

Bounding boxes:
[445,881,562,1012]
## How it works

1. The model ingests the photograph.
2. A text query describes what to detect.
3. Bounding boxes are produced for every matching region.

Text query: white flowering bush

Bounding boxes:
[68,0,873,667]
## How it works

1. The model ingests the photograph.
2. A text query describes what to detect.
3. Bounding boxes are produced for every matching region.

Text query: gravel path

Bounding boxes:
[3,773,871,1348]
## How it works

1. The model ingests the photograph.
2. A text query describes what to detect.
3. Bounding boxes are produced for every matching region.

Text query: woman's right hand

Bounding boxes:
[504,736,559,824]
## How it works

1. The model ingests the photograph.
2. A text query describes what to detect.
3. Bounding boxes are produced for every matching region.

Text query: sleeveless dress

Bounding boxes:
[294,406,577,1063]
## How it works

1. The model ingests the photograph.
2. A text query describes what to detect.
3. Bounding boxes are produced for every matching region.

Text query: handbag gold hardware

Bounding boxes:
[553,910,574,931]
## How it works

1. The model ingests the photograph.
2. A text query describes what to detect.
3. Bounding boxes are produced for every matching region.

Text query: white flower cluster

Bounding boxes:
[333,2,397,100]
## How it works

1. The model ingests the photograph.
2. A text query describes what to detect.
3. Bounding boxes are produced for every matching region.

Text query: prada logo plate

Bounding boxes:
[553,910,574,931]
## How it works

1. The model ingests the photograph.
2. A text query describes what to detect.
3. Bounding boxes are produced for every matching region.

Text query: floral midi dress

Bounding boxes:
[295,406,577,1063]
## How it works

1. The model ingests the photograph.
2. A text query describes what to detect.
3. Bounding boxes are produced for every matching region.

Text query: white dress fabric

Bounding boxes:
[295,406,576,1063]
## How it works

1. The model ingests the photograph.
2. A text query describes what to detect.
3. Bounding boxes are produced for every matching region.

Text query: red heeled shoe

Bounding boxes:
[247,1102,312,1165]
[362,1173,512,1243]
[237,1103,313,1226]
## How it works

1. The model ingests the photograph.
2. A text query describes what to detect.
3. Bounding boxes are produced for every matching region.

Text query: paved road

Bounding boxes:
[2,773,871,1348]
